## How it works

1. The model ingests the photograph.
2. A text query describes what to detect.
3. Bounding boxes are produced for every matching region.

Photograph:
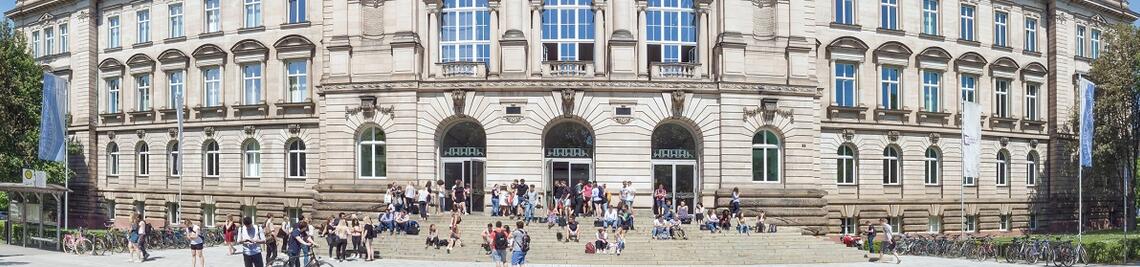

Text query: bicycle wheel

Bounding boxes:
[91,238,106,256]
[1027,246,1040,265]
[76,240,92,255]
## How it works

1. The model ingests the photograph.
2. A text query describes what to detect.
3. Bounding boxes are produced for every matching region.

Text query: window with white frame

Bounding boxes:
[1076,25,1086,57]
[922,70,941,112]
[168,142,180,177]
[59,23,68,52]
[287,208,302,224]
[169,3,184,38]
[1025,18,1037,52]
[359,127,387,178]
[993,11,1007,47]
[286,60,308,102]
[439,0,491,63]
[201,204,216,226]
[44,28,53,55]
[959,4,975,41]
[999,214,1011,231]
[108,16,121,48]
[205,0,221,33]
[834,62,857,107]
[202,67,221,107]
[1025,83,1039,120]
[288,0,307,23]
[1028,214,1037,230]
[879,0,898,30]
[244,141,260,178]
[241,64,262,105]
[241,205,257,219]
[32,31,40,57]
[835,0,854,25]
[997,150,1010,186]
[1091,29,1101,58]
[995,79,1010,118]
[922,0,938,35]
[108,143,120,176]
[960,75,976,103]
[204,141,220,177]
[167,202,180,224]
[752,130,780,182]
[928,216,941,233]
[137,143,149,176]
[288,140,307,178]
[133,201,145,217]
[136,74,151,111]
[882,147,901,185]
[965,215,977,232]
[837,145,856,184]
[841,217,856,235]
[106,77,121,113]
[168,70,184,107]
[541,0,595,62]
[880,66,900,110]
[137,9,150,43]
[964,175,975,186]
[646,0,697,63]
[1027,152,1039,186]
[244,0,262,28]
[888,217,901,234]
[924,147,940,185]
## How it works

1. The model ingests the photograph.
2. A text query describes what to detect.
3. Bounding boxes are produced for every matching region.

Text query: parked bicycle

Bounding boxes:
[62,227,94,255]
[269,245,334,267]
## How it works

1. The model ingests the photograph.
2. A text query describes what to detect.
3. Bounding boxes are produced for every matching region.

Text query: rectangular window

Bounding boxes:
[928,216,941,233]
[44,28,53,55]
[888,217,901,234]
[288,0,308,24]
[999,215,1011,231]
[31,31,40,57]
[58,24,68,52]
[959,5,974,41]
[880,66,900,110]
[834,63,856,107]
[287,208,303,224]
[841,217,856,235]
[106,78,121,113]
[241,64,262,105]
[108,16,120,48]
[922,0,939,35]
[244,0,262,28]
[506,106,522,114]
[1076,25,1086,57]
[960,75,976,103]
[995,79,1010,118]
[1025,83,1038,120]
[540,0,595,61]
[922,70,941,112]
[201,204,216,227]
[287,60,309,102]
[1028,214,1038,230]
[167,202,180,225]
[835,0,854,25]
[1024,18,1037,52]
[965,215,977,232]
[169,3,184,38]
[202,67,221,107]
[964,176,975,186]
[136,74,151,111]
[205,0,221,33]
[440,0,491,64]
[169,142,180,176]
[136,9,150,43]
[168,70,185,108]
[646,0,697,64]
[879,0,898,30]
[993,11,1007,47]
[1091,29,1101,58]
[241,205,257,219]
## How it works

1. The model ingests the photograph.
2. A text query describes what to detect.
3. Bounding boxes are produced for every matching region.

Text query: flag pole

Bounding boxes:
[960,102,966,234]
[63,74,70,231]
[177,93,184,222]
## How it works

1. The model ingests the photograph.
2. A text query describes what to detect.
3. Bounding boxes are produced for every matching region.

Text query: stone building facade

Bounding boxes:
[6,0,1134,234]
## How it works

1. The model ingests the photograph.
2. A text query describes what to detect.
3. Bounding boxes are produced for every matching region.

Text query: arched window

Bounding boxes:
[287,140,307,178]
[652,123,696,160]
[137,142,150,176]
[646,0,697,63]
[543,121,593,158]
[244,141,261,178]
[1026,151,1038,186]
[882,147,901,185]
[837,145,856,184]
[168,142,180,177]
[996,150,1009,186]
[751,130,780,182]
[440,0,490,64]
[204,141,220,177]
[541,0,595,61]
[108,143,120,176]
[359,127,387,179]
[440,121,487,157]
[924,147,941,185]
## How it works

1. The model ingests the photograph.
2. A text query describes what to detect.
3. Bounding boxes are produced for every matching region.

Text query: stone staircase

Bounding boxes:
[338,209,866,265]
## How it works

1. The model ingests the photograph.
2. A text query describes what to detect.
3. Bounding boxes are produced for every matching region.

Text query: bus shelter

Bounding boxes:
[0,182,70,250]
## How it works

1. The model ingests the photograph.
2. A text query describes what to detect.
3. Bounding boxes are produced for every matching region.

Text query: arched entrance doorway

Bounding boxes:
[651,123,698,211]
[440,121,486,212]
[543,121,594,207]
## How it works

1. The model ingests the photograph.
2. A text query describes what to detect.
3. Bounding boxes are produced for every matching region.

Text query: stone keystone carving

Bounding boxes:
[136,130,146,138]
[451,90,467,117]
[204,127,216,137]
[671,90,686,117]
[1000,137,1010,147]
[243,125,256,135]
[1029,139,1038,148]
[887,131,900,142]
[168,128,177,138]
[841,129,855,141]
[288,124,301,135]
[108,131,116,140]
[561,89,576,118]
[928,133,941,144]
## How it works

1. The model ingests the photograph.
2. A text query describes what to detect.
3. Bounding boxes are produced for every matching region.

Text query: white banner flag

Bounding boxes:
[961,102,982,179]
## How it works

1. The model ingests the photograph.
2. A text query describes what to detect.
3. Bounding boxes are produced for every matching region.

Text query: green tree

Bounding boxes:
[0,21,71,210]
[1088,24,1140,229]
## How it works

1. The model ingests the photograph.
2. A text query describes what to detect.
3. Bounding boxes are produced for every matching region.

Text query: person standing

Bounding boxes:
[730,187,742,216]
[225,214,238,255]
[418,184,430,220]
[405,183,417,214]
[879,218,900,264]
[362,216,376,261]
[624,181,636,210]
[525,185,538,223]
[286,221,312,267]
[654,184,668,215]
[863,220,876,255]
[263,214,279,263]
[184,218,206,267]
[127,213,141,262]
[510,221,529,267]
[138,215,150,261]
[490,221,508,267]
[453,181,468,215]
[237,216,266,267]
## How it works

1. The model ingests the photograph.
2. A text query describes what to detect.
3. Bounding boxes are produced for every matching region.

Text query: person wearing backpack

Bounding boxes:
[511,220,530,267]
[490,221,508,266]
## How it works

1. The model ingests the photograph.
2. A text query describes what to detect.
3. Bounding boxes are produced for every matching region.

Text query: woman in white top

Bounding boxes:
[417,186,430,220]
[694,203,707,225]
[184,219,205,267]
[604,208,619,232]
[705,211,719,234]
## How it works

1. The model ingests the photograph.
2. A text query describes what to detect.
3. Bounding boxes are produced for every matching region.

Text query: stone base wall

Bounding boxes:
[714,188,830,235]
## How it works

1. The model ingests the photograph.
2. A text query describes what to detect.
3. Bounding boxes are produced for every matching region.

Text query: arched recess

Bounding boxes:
[436,119,488,212]
[542,118,595,209]
[650,121,701,210]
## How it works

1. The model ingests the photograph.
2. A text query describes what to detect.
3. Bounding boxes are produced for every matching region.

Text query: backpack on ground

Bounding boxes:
[556,232,564,241]
[493,230,509,250]
[593,219,604,227]
[585,242,596,254]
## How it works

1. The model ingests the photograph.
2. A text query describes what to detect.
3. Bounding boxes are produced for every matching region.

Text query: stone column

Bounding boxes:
[427,4,441,78]
[530,0,543,76]
[696,3,708,78]
[636,2,647,78]
[489,1,501,76]
[593,1,606,76]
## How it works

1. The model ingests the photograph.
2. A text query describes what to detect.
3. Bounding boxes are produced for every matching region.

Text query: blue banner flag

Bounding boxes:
[1078,77,1096,167]
[38,73,69,162]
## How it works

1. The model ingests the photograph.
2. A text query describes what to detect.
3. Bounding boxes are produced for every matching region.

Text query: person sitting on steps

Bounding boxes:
[594,228,609,254]
[604,206,619,232]
[677,201,691,224]
[565,216,580,242]
[705,210,720,234]
[652,214,669,240]
[755,210,767,234]
[718,209,733,233]
[735,214,750,235]
[425,224,442,249]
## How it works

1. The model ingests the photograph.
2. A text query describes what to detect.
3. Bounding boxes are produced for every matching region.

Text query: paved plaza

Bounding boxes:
[0,244,1131,267]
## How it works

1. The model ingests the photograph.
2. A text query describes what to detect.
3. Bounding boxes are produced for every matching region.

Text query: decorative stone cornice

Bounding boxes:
[320,80,817,96]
